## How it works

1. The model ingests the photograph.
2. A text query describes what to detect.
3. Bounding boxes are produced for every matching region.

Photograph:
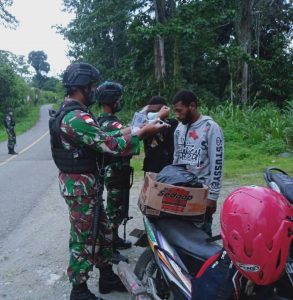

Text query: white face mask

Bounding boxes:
[147,112,159,120]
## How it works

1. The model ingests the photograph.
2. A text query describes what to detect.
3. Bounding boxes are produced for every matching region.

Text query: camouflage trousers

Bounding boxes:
[64,195,113,285]
[6,128,16,151]
[104,162,131,230]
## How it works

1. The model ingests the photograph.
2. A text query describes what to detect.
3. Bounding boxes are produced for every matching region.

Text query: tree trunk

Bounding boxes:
[154,35,166,82]
[168,0,179,90]
[154,0,166,83]
[239,0,254,104]
[173,37,179,89]
[227,58,233,102]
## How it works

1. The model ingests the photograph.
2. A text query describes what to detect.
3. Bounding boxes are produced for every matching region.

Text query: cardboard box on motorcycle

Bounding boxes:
[138,172,208,219]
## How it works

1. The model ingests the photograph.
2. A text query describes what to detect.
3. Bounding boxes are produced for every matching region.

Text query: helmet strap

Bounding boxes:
[80,86,92,106]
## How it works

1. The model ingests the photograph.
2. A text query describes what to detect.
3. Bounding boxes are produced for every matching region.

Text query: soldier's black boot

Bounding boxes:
[70,282,104,300]
[113,228,132,250]
[8,148,18,155]
[112,249,129,264]
[99,265,127,294]
[8,151,18,155]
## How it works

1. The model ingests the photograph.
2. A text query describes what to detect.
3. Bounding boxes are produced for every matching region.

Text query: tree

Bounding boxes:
[0,0,18,29]
[0,63,29,111]
[59,0,293,107]
[60,0,137,78]
[28,51,50,88]
[0,50,30,77]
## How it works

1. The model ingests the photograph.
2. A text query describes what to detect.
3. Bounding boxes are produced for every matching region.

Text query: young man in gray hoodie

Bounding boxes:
[172,90,224,236]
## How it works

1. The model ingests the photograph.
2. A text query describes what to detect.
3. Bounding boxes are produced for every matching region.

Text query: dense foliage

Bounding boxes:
[0,50,62,126]
[60,0,293,107]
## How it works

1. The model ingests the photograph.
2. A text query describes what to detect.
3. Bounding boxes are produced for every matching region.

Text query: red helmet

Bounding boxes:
[221,186,293,285]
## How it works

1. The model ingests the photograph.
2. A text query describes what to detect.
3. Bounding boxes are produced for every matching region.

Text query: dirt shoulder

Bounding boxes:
[0,177,240,300]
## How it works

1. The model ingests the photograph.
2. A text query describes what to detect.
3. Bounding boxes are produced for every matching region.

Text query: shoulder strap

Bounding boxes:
[56,101,88,119]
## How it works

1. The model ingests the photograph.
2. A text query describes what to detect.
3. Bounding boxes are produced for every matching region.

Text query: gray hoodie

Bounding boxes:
[173,115,224,201]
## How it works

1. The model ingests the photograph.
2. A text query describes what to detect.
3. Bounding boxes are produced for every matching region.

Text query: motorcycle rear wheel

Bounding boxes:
[134,248,172,300]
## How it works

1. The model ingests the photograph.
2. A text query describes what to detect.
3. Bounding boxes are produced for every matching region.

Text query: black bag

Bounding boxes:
[156,164,203,188]
[264,167,293,204]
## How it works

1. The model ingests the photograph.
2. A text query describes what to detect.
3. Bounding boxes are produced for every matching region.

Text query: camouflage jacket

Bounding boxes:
[4,114,15,129]
[97,112,124,136]
[58,100,139,197]
[97,112,132,167]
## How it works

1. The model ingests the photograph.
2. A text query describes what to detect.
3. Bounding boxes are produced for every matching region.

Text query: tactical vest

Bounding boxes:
[49,101,98,173]
[97,114,130,166]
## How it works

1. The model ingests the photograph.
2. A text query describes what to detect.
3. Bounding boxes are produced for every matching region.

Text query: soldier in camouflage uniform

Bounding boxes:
[49,63,165,300]
[96,81,133,258]
[3,108,17,155]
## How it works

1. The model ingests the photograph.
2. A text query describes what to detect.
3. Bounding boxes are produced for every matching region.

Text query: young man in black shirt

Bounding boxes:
[142,96,178,173]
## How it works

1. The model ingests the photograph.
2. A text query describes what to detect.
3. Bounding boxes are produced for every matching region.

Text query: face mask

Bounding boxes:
[85,89,98,106]
[147,112,159,120]
[113,97,124,113]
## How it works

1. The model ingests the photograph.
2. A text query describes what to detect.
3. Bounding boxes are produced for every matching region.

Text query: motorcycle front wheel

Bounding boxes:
[134,248,173,300]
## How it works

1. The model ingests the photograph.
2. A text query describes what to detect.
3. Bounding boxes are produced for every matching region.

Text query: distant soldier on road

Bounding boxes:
[3,108,17,155]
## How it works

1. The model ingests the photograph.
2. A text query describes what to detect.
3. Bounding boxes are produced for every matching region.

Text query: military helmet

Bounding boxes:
[96,81,123,105]
[6,107,12,113]
[62,63,100,88]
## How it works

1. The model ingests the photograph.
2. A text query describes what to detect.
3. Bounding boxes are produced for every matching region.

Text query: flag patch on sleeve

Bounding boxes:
[83,115,94,124]
[113,122,123,129]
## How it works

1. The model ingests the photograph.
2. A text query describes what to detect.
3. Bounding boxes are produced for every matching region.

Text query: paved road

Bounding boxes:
[0,104,57,240]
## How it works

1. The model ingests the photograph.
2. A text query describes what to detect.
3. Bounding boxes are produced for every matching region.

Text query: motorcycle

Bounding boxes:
[117,167,293,300]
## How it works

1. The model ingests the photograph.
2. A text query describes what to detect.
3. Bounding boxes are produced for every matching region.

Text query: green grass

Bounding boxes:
[224,147,293,186]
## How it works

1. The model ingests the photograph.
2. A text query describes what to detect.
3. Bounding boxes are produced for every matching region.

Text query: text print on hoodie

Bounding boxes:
[173,115,224,201]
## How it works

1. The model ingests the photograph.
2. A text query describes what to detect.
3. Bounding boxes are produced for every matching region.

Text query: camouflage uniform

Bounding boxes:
[58,101,139,285]
[3,112,16,153]
[98,112,131,231]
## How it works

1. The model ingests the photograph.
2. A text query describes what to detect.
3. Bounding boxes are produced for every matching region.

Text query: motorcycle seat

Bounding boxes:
[154,218,221,261]
[269,173,293,204]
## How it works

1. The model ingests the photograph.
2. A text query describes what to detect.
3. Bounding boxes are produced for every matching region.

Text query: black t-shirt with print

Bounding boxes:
[143,118,178,173]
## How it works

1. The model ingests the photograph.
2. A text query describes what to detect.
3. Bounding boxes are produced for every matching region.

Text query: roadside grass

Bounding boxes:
[224,142,293,186]
[0,105,41,143]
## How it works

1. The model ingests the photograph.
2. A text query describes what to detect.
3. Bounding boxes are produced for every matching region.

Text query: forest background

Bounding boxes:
[0,0,293,184]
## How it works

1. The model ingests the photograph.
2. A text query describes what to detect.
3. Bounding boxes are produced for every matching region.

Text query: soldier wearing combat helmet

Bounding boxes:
[96,81,133,263]
[49,63,165,300]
